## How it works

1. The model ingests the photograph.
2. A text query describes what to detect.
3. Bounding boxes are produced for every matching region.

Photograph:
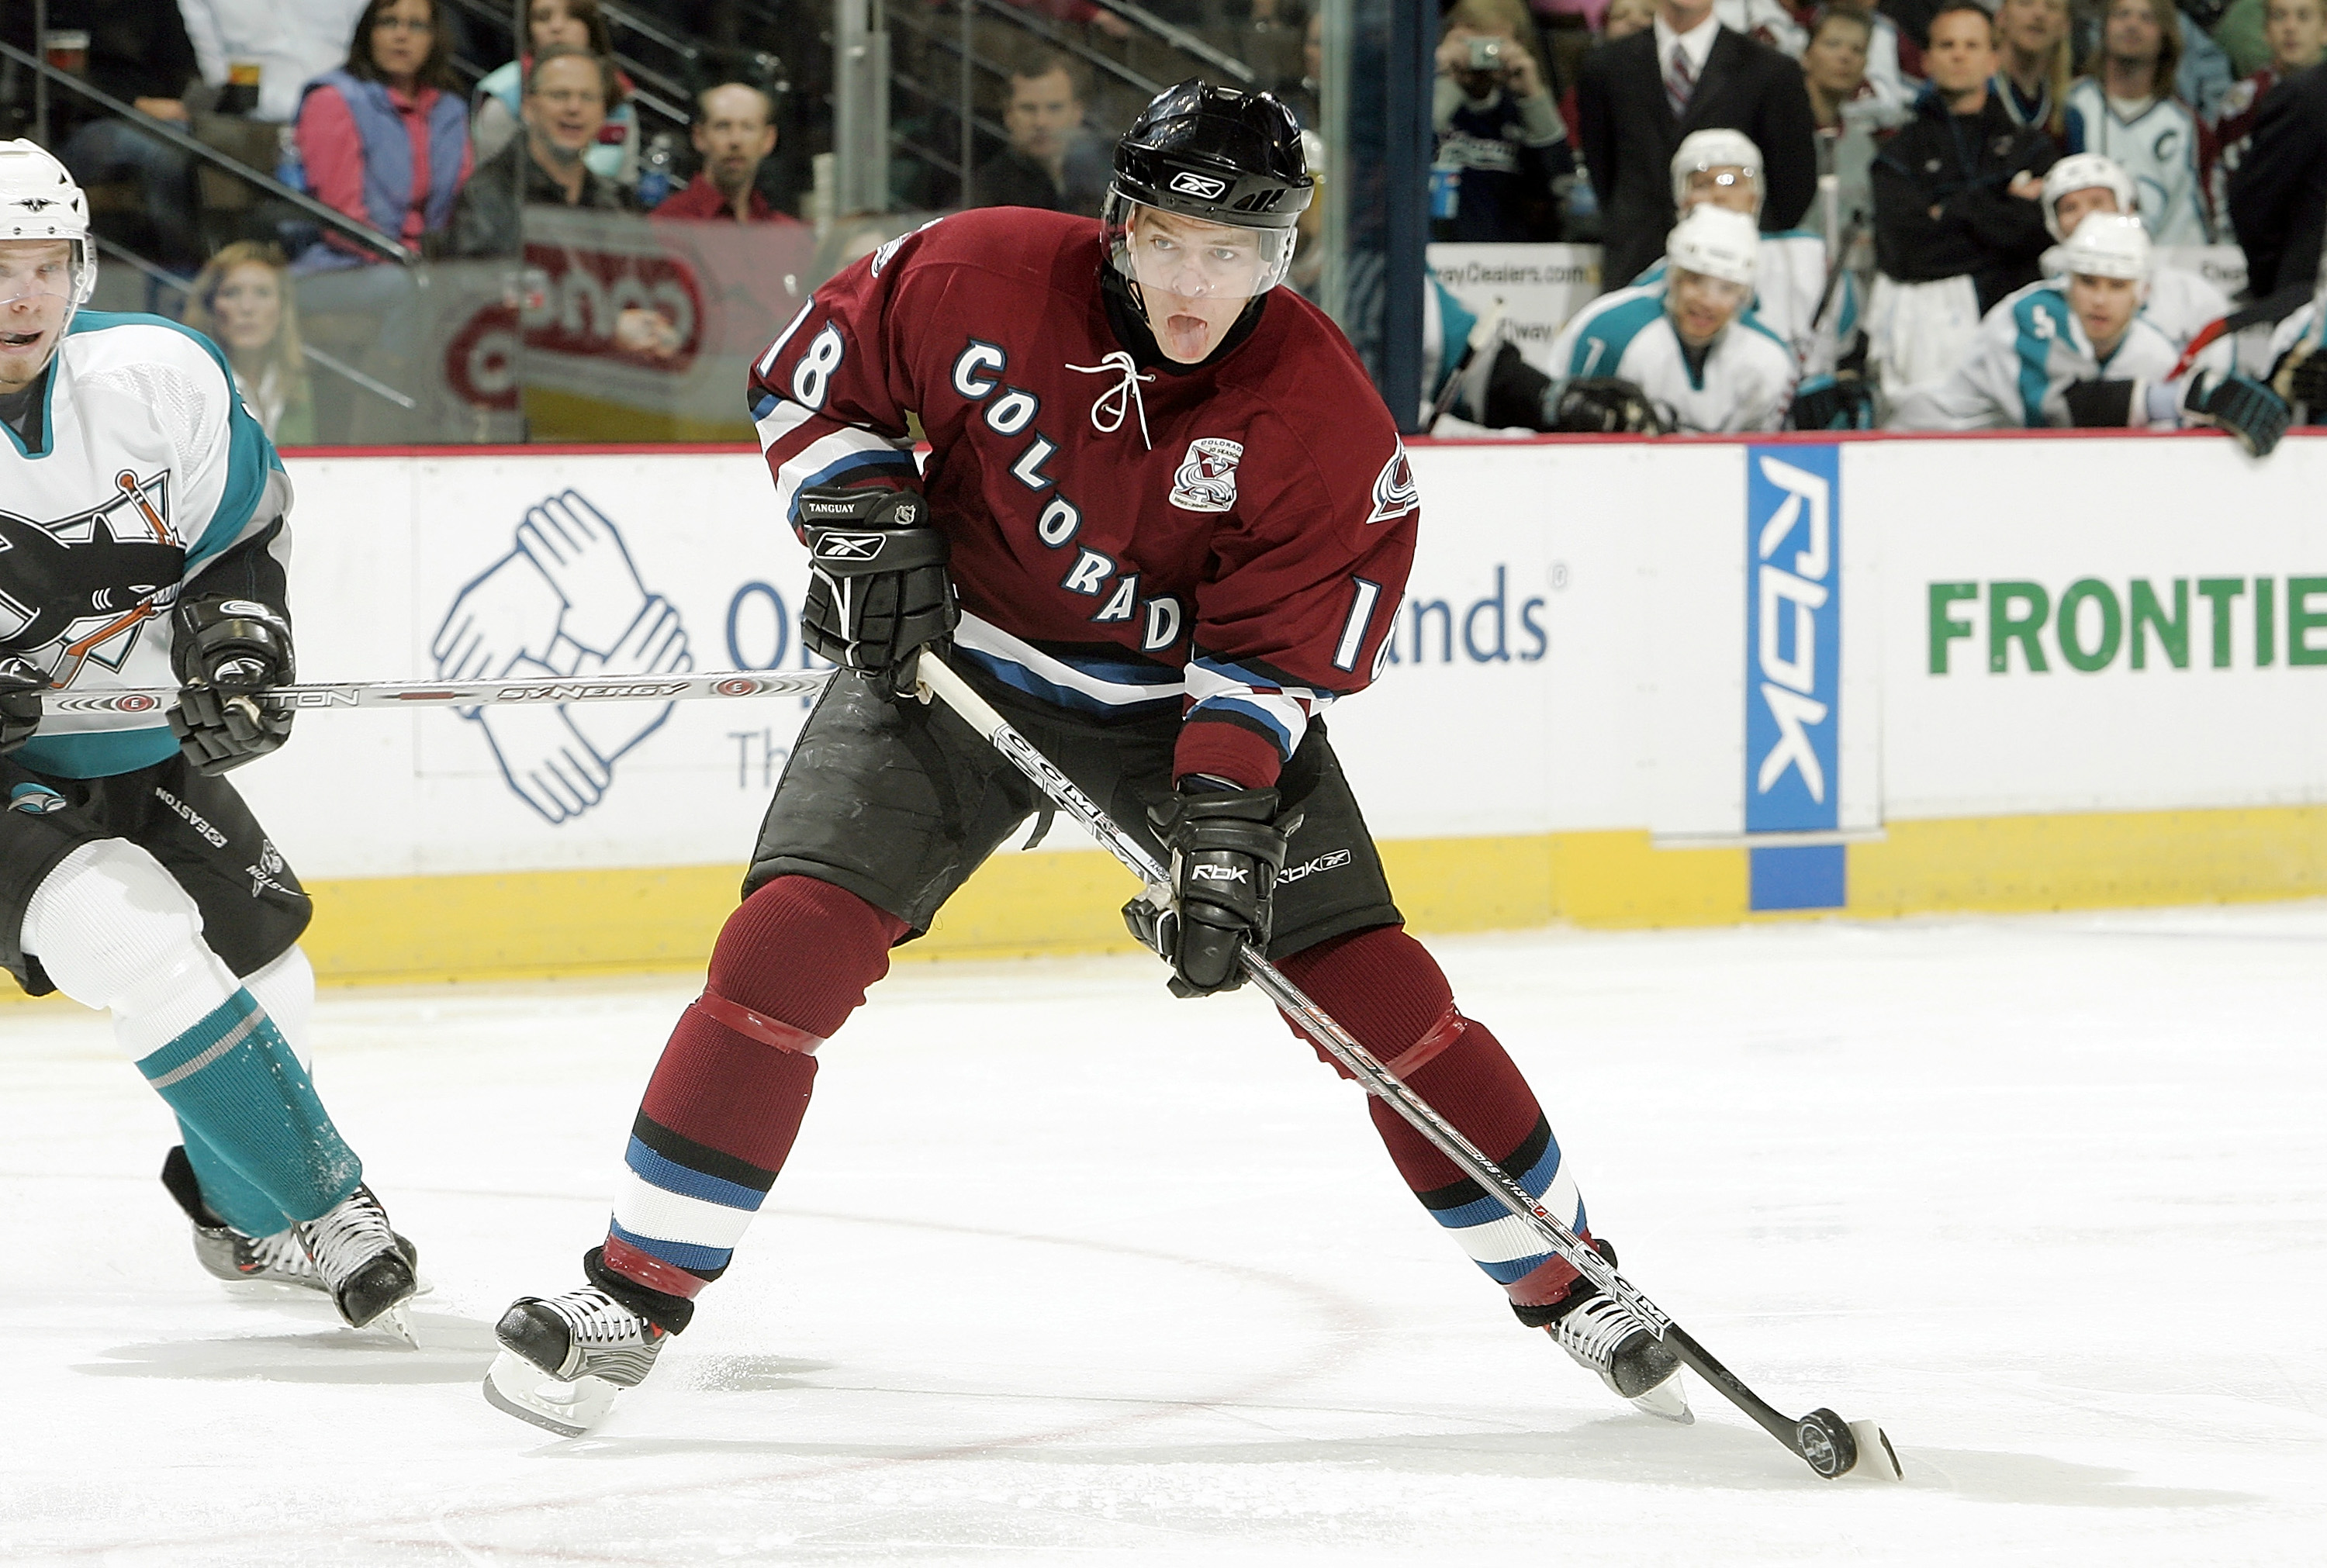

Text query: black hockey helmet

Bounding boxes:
[1108,79,1313,231]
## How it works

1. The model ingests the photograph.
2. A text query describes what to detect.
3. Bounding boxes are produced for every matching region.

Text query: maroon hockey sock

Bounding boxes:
[599,876,907,1317]
[1277,924,1590,1313]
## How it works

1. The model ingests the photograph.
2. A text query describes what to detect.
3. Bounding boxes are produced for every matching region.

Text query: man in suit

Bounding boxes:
[2230,58,2327,299]
[1576,0,1820,288]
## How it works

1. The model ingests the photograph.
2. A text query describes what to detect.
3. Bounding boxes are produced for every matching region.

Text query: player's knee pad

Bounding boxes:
[1275,924,1463,1076]
[707,875,907,1038]
[22,838,233,1027]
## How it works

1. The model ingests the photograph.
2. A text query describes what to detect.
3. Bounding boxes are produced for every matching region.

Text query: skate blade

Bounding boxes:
[375,1302,420,1350]
[1843,1418,1903,1480]
[482,1349,618,1438]
[1629,1369,1693,1425]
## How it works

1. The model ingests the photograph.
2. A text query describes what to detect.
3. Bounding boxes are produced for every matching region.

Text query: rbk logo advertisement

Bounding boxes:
[1744,447,1843,909]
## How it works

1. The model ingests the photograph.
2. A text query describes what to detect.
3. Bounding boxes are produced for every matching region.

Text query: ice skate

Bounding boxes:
[292,1185,420,1345]
[484,1285,668,1437]
[161,1146,421,1299]
[1541,1243,1690,1422]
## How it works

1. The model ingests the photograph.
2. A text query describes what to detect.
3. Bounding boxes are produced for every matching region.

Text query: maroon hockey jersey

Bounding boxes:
[745,208,1419,790]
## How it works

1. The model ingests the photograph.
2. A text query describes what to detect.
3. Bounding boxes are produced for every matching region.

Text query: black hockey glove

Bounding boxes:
[1124,783,1304,998]
[2273,342,2327,414]
[798,485,958,698]
[1789,373,1878,431]
[0,651,47,756]
[2182,370,2291,458]
[1549,377,1670,435]
[168,597,295,775]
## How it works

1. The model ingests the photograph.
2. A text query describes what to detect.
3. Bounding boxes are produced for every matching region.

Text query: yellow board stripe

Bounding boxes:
[9,805,2326,1001]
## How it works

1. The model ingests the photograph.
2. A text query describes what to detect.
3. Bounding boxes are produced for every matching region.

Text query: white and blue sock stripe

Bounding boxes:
[609,1114,779,1283]
[1416,1117,1588,1286]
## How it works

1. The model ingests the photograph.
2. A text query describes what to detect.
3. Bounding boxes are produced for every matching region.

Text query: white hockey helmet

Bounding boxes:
[2041,154,2138,242]
[0,139,96,318]
[1665,204,1761,288]
[1670,128,1764,215]
[2058,211,2152,282]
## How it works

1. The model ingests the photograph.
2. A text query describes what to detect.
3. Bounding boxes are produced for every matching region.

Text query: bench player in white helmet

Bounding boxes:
[1548,203,1799,432]
[1633,130,1865,413]
[2038,153,2228,351]
[1890,212,2287,448]
[0,140,420,1339]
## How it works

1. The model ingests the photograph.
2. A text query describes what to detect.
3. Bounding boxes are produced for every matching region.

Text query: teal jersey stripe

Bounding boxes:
[66,311,285,567]
[12,726,181,779]
[1566,292,1666,378]
[2011,288,2070,428]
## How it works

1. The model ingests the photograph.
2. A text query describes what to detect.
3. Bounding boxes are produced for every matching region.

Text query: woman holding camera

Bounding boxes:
[1433,0,1577,241]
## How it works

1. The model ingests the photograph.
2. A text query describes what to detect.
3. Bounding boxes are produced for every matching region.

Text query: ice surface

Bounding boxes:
[5,905,2323,1566]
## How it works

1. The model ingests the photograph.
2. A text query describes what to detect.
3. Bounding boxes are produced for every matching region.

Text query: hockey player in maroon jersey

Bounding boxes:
[484,81,1690,1436]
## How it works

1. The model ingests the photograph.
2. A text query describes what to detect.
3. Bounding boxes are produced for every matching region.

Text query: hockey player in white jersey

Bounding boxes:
[0,141,420,1338]
[2038,154,2227,348]
[1890,212,2286,447]
[1631,130,1865,408]
[1547,205,1799,432]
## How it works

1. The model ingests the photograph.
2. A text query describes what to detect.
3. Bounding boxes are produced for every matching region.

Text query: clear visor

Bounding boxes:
[1103,191,1297,305]
[1680,165,1762,214]
[1668,268,1754,313]
[0,241,85,314]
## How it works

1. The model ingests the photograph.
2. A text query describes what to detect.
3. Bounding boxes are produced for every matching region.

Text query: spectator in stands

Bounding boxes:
[970,50,1108,216]
[1803,5,1884,270]
[178,0,369,123]
[296,0,472,266]
[473,0,638,187]
[2039,153,2227,347]
[2215,0,2282,77]
[1809,0,1920,124]
[654,79,801,223]
[1866,2,2056,395]
[2228,33,2327,295]
[47,0,205,274]
[1803,7,1876,130]
[1575,0,1820,287]
[180,240,314,443]
[2065,0,2211,242]
[1991,0,2071,136]
[447,47,632,258]
[2208,0,2324,225]
[1433,0,1577,241]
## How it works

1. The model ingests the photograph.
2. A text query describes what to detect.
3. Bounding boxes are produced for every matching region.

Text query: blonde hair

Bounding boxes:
[182,242,309,407]
[1997,0,2072,136]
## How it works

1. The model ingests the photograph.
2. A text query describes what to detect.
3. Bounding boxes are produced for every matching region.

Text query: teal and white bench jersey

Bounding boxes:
[1,311,291,779]
[1544,279,1799,432]
[1634,229,1860,378]
[1889,278,2228,430]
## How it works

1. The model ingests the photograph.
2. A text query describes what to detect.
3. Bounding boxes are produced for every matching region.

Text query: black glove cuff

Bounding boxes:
[173,598,294,690]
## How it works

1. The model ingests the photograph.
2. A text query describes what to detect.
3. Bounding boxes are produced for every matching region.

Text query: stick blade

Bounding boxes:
[1845,1418,1903,1480]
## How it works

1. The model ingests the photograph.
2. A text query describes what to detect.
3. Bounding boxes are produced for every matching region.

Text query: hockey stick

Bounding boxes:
[911,651,1901,1482]
[1423,301,1509,433]
[36,668,835,718]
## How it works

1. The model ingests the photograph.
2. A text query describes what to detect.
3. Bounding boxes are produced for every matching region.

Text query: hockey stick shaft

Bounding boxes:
[36,668,835,718]
[910,651,1847,1471]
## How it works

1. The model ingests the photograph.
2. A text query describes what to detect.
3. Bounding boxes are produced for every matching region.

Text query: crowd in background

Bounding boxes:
[4,0,2324,441]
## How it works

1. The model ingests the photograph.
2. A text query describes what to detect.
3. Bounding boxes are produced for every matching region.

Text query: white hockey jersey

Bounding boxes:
[1889,276,2228,430]
[1633,228,1861,378]
[1,312,291,779]
[2034,245,2228,350]
[1547,281,1798,432]
[2064,82,2210,246]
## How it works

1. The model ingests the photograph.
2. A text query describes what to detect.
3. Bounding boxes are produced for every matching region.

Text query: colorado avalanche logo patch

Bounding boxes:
[1170,437,1243,513]
[1365,441,1419,525]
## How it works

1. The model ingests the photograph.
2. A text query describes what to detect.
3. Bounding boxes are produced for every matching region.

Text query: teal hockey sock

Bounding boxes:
[134,990,361,1234]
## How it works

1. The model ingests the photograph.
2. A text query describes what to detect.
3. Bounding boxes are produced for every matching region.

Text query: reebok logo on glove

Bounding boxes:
[814,533,887,562]
[1191,863,1250,883]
